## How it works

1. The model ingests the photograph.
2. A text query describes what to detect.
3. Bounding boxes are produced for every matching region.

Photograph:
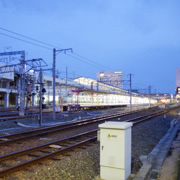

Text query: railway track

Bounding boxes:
[0,106,136,121]
[0,130,97,177]
[0,106,179,177]
[0,106,153,122]
[0,107,127,121]
[0,107,176,146]
[0,108,152,145]
[0,111,55,121]
[126,109,169,125]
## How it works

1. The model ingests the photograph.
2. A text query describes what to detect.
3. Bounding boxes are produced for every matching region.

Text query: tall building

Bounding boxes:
[97,71,123,89]
[176,68,180,94]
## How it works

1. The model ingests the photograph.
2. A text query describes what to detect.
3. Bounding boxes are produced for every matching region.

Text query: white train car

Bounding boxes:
[71,91,156,106]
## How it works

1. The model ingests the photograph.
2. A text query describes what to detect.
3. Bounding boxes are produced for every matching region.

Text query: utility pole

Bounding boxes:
[39,68,43,127]
[66,66,68,95]
[129,73,132,112]
[32,71,36,106]
[53,48,56,120]
[19,58,26,116]
[149,85,151,107]
[53,48,73,120]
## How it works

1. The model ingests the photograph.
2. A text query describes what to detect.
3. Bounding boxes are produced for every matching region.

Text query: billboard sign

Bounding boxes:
[0,51,25,64]
[0,51,25,80]
[0,63,14,80]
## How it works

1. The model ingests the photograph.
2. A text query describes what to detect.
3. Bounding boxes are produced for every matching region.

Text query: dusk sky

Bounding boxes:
[0,0,180,94]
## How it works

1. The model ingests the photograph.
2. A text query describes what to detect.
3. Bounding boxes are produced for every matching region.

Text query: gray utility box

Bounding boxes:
[99,121,132,180]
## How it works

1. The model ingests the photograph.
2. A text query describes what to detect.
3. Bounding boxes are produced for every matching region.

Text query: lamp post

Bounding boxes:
[53,48,73,120]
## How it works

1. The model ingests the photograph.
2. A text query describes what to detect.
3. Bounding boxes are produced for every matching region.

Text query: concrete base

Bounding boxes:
[133,119,180,180]
[101,166,128,180]
[133,156,152,180]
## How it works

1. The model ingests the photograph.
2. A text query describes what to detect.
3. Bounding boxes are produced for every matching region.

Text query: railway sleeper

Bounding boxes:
[77,147,87,150]
[24,167,36,172]
[51,157,61,161]
[14,158,27,163]
[27,154,41,158]
[0,162,11,168]
[63,154,71,157]
[38,150,51,154]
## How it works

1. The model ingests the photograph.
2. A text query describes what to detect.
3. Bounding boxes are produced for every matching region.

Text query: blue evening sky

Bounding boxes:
[0,0,180,94]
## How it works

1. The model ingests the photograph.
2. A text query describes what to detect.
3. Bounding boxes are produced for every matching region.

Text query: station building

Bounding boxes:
[42,76,156,107]
[0,70,156,108]
[0,62,18,107]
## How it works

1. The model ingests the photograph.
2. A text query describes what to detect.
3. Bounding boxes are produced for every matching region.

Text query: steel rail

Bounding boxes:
[0,111,54,121]
[0,129,97,161]
[0,109,145,144]
[0,107,176,145]
[0,130,97,177]
[129,110,171,125]
[0,106,143,121]
[127,110,169,124]
[0,109,172,161]
[0,106,179,177]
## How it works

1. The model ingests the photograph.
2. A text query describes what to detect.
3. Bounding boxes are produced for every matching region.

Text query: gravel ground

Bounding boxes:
[131,111,176,173]
[0,106,179,180]
[0,106,147,134]
[0,107,128,133]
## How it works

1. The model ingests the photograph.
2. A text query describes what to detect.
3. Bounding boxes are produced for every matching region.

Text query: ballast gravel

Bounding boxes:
[1,107,179,180]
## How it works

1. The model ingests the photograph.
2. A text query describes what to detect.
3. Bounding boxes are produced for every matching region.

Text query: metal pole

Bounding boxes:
[53,48,72,115]
[66,66,67,95]
[39,68,43,126]
[53,48,56,120]
[19,60,25,116]
[129,73,132,112]
[149,85,151,107]
[32,72,36,106]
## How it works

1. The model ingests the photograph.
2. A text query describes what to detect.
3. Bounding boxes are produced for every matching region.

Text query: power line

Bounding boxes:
[66,53,108,70]
[0,27,113,71]
[0,32,52,50]
[0,27,109,69]
[73,52,112,71]
[0,31,107,70]
[0,27,60,49]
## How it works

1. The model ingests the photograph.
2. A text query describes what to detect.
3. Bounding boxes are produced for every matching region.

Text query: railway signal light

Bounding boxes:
[42,88,46,93]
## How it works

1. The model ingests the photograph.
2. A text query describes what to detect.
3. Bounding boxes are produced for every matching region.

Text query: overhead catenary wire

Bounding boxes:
[65,53,108,70]
[0,27,111,71]
[0,32,52,51]
[0,28,156,94]
[45,70,81,79]
[73,52,112,71]
[0,27,60,49]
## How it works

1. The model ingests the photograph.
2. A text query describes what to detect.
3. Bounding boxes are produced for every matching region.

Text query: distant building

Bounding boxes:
[97,71,123,89]
[176,68,180,95]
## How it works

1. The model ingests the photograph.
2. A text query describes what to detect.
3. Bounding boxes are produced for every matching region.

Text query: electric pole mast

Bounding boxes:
[53,48,56,120]
[39,68,43,126]
[53,48,73,120]
[66,66,68,95]
[149,85,151,107]
[129,73,132,112]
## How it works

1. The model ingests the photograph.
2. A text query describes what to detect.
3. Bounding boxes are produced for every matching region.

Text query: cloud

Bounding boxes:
[0,0,180,93]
